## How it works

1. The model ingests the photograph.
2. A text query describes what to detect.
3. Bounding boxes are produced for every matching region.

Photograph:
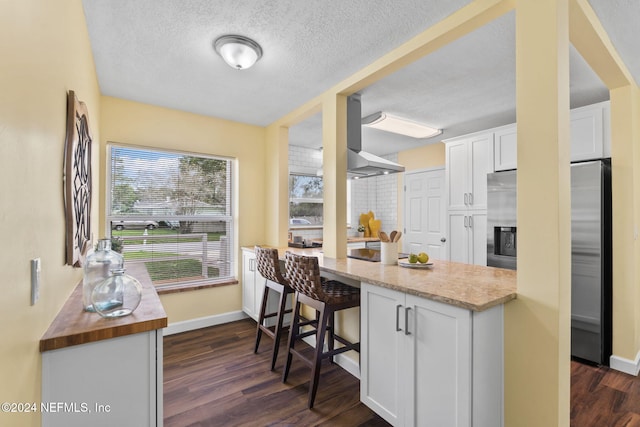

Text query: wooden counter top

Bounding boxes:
[244,246,516,311]
[40,280,168,352]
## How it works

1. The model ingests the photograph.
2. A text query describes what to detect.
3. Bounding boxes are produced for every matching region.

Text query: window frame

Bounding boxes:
[105,143,236,293]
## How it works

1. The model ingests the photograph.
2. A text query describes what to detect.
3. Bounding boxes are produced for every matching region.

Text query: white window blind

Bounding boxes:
[107,145,233,289]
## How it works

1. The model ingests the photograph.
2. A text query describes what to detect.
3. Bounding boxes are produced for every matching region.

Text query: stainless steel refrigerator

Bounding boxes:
[487,160,612,365]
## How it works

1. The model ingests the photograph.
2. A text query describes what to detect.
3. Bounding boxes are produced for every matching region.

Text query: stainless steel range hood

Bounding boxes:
[347,94,405,178]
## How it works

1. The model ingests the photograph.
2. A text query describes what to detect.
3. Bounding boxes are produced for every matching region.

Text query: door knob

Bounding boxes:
[440,237,446,243]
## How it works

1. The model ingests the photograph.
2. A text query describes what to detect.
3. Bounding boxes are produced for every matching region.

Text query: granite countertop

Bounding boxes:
[40,280,167,352]
[244,246,516,312]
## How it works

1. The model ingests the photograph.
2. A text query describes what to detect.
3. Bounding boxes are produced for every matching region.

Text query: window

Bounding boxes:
[107,145,233,291]
[289,174,323,226]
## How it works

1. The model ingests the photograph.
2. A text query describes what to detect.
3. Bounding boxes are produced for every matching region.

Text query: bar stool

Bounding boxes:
[253,246,294,371]
[282,252,360,409]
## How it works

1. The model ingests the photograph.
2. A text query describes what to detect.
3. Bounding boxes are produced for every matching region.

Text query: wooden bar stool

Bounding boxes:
[282,252,360,409]
[253,246,294,371]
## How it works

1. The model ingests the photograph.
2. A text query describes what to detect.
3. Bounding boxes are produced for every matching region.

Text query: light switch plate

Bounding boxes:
[31,258,41,305]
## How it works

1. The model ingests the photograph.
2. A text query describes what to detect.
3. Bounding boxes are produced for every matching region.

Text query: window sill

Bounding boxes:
[288,225,323,231]
[156,278,239,295]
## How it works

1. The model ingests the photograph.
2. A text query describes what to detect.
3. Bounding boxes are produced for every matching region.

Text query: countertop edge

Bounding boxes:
[242,246,517,312]
[40,280,168,352]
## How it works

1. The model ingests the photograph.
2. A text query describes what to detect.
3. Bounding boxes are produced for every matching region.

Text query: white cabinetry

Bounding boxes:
[445,132,492,264]
[242,248,266,321]
[42,330,162,427]
[445,132,494,211]
[360,283,503,427]
[491,101,610,171]
[447,211,487,265]
[493,124,517,172]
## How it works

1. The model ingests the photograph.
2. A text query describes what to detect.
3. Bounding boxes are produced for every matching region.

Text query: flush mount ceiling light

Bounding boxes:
[213,35,263,70]
[362,112,442,139]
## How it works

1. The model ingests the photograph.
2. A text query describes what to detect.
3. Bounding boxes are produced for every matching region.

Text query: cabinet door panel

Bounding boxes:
[446,141,469,211]
[494,126,517,171]
[448,212,469,264]
[570,106,603,161]
[469,133,493,210]
[408,295,472,427]
[469,212,487,266]
[242,252,256,318]
[361,283,405,426]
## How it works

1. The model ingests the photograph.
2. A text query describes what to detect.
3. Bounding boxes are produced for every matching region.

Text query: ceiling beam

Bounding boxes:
[569,0,636,90]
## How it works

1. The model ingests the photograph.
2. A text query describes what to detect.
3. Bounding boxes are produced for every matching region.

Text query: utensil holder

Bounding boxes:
[380,241,398,265]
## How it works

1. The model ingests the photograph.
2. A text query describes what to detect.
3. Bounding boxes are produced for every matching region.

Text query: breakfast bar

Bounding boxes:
[242,245,516,426]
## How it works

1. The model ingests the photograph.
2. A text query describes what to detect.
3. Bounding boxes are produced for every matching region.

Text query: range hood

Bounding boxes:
[347,94,405,178]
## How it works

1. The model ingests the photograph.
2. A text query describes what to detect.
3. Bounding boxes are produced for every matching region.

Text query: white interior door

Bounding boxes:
[403,168,446,259]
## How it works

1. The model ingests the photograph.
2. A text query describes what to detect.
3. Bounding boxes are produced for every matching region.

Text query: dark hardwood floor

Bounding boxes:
[164,319,388,426]
[571,360,640,426]
[164,319,640,427]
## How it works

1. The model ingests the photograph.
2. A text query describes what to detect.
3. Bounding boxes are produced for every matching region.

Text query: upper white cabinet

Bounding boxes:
[571,102,605,161]
[493,124,517,172]
[492,101,610,171]
[445,132,494,211]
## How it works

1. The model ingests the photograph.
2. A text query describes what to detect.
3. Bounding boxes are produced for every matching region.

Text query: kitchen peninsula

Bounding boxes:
[242,246,516,426]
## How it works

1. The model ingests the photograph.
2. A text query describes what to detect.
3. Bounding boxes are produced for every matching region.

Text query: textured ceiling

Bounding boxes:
[82,1,636,156]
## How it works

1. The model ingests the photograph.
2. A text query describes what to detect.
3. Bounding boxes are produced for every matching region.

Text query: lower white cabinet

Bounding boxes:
[42,330,162,427]
[360,283,503,427]
[242,248,266,320]
[447,211,487,266]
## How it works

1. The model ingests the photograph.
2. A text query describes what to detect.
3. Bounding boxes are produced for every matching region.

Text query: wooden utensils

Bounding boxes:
[380,230,402,243]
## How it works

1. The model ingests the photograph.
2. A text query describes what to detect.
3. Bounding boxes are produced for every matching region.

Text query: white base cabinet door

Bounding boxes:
[42,330,162,427]
[447,211,487,266]
[361,283,503,427]
[242,249,266,320]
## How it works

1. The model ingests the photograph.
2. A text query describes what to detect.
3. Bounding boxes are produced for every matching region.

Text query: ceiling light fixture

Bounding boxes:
[213,35,263,70]
[362,112,442,139]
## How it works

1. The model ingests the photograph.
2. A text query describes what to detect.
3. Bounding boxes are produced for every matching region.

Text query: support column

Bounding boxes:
[321,94,348,259]
[505,1,571,426]
[264,124,290,247]
[610,85,640,365]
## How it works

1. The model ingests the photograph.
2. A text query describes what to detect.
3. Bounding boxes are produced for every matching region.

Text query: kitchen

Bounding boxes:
[3,1,640,427]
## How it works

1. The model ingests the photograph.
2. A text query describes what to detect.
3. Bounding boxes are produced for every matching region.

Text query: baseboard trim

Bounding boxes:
[164,311,249,336]
[610,351,640,376]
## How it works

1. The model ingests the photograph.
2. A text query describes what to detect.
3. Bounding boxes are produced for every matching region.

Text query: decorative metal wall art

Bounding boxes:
[63,90,93,267]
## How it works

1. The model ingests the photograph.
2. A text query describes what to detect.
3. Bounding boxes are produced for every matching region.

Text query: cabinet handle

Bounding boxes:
[405,307,411,336]
[396,304,403,332]
[463,193,468,205]
[464,216,468,228]
[469,216,473,228]
[469,193,473,205]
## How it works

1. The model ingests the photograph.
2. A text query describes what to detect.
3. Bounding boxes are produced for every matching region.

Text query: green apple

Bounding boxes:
[408,253,418,264]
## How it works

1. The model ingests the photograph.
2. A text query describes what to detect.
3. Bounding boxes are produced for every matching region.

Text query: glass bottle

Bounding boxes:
[82,239,124,312]
[91,268,142,318]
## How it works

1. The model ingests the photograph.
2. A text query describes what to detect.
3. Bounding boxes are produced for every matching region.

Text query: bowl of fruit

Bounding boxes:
[399,252,433,269]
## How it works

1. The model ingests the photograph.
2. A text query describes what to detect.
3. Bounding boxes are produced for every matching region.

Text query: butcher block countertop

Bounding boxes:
[40,280,167,352]
[244,246,516,312]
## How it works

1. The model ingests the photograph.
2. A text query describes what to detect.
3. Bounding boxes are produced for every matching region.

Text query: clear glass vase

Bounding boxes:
[91,268,142,318]
[82,239,124,312]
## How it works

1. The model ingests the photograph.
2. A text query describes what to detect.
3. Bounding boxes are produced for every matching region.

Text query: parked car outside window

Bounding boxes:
[290,218,312,225]
[111,220,159,230]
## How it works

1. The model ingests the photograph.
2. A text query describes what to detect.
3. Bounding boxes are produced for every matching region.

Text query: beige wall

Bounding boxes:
[99,97,267,322]
[0,0,101,425]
